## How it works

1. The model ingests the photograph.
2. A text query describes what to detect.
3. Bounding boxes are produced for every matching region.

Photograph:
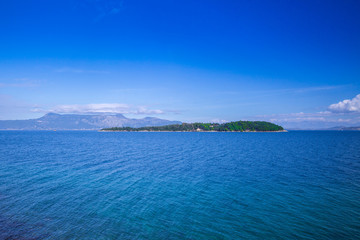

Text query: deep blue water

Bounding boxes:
[0,131,359,239]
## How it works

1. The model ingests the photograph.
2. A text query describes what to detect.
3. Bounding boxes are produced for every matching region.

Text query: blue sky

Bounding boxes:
[1,0,359,128]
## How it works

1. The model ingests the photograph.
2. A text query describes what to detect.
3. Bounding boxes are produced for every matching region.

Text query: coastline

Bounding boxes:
[99,130,288,133]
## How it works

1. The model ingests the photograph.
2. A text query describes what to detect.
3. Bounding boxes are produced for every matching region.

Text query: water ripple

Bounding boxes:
[0,131,359,239]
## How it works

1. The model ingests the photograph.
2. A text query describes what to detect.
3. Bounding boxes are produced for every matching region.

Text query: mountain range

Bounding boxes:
[0,113,182,130]
[324,126,360,131]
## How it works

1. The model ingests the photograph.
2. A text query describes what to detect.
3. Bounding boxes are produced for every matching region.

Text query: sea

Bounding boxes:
[0,131,359,239]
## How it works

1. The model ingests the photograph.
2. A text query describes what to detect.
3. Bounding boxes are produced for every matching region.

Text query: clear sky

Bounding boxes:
[1,0,359,128]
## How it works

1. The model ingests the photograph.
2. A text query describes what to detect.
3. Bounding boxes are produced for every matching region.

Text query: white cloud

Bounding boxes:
[257,94,360,126]
[328,94,360,113]
[217,85,345,96]
[254,109,360,129]
[31,103,165,115]
[269,116,327,123]
[136,106,163,114]
[211,119,229,124]
[55,68,109,74]
[52,103,129,113]
[0,78,41,88]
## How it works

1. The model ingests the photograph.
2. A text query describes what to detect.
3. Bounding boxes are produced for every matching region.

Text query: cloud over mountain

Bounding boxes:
[32,103,164,115]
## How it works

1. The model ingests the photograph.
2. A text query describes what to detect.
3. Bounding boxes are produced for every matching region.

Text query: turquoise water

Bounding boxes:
[0,131,359,239]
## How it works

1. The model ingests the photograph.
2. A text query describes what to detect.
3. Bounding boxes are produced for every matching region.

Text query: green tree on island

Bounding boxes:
[102,121,284,132]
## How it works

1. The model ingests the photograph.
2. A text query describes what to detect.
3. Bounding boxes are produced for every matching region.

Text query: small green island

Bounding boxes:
[101,121,285,132]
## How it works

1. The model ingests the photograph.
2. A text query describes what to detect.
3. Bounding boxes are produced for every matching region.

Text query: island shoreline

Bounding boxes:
[99,130,288,133]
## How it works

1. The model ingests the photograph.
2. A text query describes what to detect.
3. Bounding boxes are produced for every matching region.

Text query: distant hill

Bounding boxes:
[0,113,181,130]
[326,126,360,131]
[102,121,285,132]
[285,126,360,131]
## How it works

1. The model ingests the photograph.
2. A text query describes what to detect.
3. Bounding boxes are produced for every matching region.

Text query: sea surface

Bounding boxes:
[0,131,359,239]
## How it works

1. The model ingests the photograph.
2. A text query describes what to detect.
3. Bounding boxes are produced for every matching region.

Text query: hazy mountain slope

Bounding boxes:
[326,126,360,131]
[0,113,181,130]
